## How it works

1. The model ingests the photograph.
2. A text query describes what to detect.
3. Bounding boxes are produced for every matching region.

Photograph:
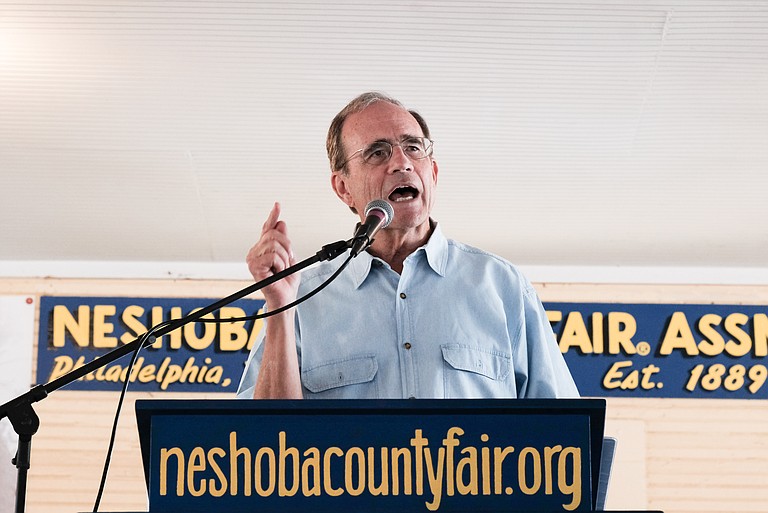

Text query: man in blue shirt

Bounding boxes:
[237,92,578,400]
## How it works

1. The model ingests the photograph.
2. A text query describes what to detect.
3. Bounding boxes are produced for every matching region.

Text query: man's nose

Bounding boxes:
[388,144,413,173]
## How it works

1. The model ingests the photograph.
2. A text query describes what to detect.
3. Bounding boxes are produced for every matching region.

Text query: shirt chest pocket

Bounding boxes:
[441,344,514,398]
[301,355,379,399]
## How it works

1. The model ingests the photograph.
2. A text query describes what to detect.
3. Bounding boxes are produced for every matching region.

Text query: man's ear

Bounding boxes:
[331,172,354,208]
[431,158,439,185]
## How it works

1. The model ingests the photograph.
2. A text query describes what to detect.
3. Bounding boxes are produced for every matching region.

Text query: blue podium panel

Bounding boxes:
[136,399,605,513]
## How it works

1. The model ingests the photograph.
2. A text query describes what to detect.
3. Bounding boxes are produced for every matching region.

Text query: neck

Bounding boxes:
[367,220,434,274]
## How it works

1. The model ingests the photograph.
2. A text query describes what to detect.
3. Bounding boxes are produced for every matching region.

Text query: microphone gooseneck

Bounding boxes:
[350,200,394,257]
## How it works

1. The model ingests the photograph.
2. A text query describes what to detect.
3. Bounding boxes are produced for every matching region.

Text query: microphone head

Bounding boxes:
[364,199,394,228]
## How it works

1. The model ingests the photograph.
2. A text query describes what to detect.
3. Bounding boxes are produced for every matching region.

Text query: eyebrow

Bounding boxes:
[366,134,422,146]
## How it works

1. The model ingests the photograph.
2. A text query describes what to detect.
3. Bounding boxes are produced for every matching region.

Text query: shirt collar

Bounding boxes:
[348,221,448,289]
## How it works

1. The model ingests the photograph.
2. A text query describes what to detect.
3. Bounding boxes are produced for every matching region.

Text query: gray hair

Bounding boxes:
[326,91,431,174]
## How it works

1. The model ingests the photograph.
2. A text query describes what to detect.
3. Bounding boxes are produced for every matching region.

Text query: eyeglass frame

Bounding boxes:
[339,136,434,169]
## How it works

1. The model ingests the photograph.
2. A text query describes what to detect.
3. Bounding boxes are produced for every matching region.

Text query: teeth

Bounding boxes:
[389,186,417,202]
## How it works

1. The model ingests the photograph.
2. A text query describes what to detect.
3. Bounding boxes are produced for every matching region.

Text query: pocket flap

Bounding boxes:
[302,355,378,393]
[441,344,511,381]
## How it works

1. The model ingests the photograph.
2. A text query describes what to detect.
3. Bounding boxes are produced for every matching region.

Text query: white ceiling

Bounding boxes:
[1,1,767,280]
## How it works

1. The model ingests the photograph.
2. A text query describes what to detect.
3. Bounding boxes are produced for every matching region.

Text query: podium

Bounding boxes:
[134,398,660,512]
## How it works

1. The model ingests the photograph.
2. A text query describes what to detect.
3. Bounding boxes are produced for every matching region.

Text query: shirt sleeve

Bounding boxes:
[514,281,580,398]
[234,328,265,399]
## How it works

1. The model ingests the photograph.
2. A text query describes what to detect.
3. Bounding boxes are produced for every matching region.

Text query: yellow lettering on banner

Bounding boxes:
[48,356,86,381]
[592,312,604,353]
[481,434,491,496]
[169,306,183,349]
[322,447,343,497]
[423,446,445,511]
[219,307,249,351]
[391,447,412,495]
[456,447,478,495]
[603,361,659,390]
[52,305,90,348]
[155,358,170,384]
[559,447,581,511]
[345,447,366,496]
[552,311,606,354]
[120,305,148,344]
[229,431,251,496]
[255,447,276,497]
[50,302,268,351]
[151,306,165,345]
[183,309,216,350]
[152,306,183,349]
[641,365,661,389]
[695,312,767,357]
[148,429,586,509]
[442,427,462,496]
[187,447,206,496]
[518,447,541,495]
[607,312,636,355]
[160,364,182,390]
[755,314,768,357]
[602,361,660,390]
[410,429,428,496]
[543,445,562,494]
[698,314,725,356]
[207,447,227,497]
[159,447,185,496]
[603,361,632,389]
[558,312,592,353]
[659,312,698,355]
[138,364,156,382]
[493,446,514,494]
[92,305,118,348]
[104,365,122,382]
[301,448,322,496]
[724,313,751,357]
[278,431,300,497]
[367,447,389,496]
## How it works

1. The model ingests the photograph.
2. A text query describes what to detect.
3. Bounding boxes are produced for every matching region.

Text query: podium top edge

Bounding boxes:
[135,397,606,414]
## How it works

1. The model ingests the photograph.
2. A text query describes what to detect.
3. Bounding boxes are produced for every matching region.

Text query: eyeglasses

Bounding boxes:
[342,137,434,167]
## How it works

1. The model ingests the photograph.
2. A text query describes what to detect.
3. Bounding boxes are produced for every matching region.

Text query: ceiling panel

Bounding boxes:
[1,0,766,276]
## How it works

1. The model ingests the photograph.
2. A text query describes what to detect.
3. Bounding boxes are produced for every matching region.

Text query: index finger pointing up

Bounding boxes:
[261,202,281,235]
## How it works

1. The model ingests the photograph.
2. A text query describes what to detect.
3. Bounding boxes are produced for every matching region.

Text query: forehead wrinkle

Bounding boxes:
[341,102,423,155]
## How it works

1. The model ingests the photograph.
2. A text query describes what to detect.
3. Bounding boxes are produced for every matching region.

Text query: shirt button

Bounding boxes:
[404,342,412,350]
[399,292,407,299]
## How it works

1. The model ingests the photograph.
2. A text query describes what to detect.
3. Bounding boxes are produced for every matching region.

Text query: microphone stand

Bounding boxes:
[0,238,351,513]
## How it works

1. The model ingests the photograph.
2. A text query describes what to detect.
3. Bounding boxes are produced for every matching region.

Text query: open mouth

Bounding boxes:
[388,185,419,203]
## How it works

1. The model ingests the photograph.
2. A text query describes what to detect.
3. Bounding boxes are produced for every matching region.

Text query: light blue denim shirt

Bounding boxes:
[236,223,578,399]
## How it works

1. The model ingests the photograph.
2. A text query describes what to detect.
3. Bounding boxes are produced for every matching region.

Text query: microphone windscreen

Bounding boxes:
[364,199,394,228]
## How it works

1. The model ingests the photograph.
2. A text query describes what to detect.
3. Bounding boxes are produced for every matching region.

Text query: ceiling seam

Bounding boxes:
[187,150,216,261]
[629,8,674,157]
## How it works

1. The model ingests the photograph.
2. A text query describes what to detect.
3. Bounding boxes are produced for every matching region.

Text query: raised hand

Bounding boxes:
[245,202,300,310]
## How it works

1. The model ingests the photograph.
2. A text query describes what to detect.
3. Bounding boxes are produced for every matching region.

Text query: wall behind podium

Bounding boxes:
[0,276,766,513]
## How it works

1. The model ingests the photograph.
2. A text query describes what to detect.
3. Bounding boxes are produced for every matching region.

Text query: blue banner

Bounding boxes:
[550,302,768,399]
[139,399,598,512]
[36,296,264,392]
[37,296,768,398]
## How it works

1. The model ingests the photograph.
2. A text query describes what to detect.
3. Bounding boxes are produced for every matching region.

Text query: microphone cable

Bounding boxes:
[196,252,354,325]
[91,252,353,511]
[92,318,173,511]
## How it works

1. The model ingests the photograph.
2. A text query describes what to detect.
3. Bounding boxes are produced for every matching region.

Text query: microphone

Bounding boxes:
[350,200,394,257]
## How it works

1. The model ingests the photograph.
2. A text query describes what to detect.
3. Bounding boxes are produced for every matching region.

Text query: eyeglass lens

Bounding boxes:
[362,137,432,165]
